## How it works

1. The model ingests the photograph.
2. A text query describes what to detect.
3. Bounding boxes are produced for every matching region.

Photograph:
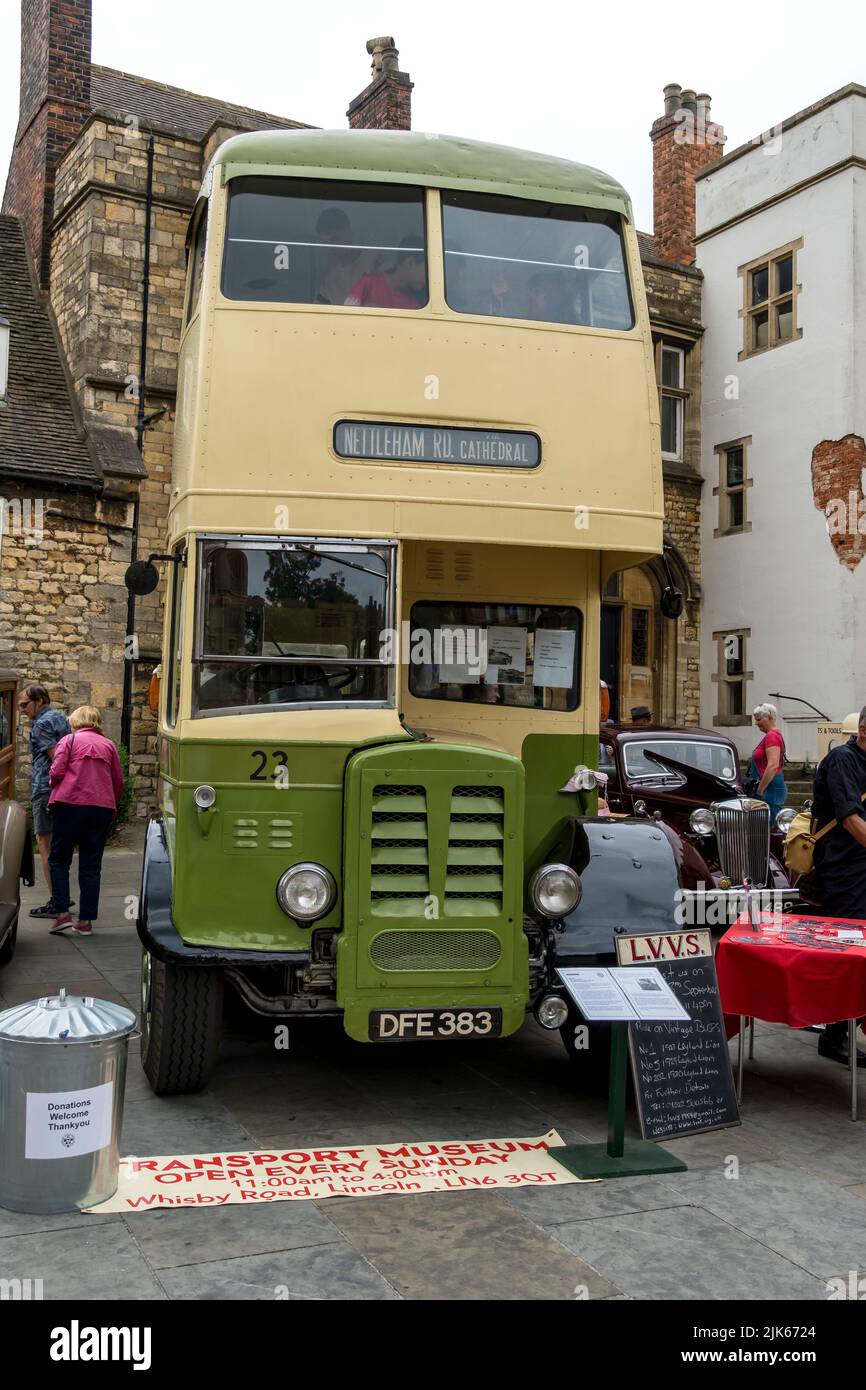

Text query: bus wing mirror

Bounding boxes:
[125,560,160,596]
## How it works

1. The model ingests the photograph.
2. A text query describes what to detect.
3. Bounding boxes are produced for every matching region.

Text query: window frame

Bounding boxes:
[655,341,687,463]
[711,627,752,727]
[185,201,209,327]
[439,189,635,332]
[220,177,429,312]
[191,535,397,718]
[406,599,583,713]
[713,435,753,536]
[738,239,803,360]
[165,543,187,728]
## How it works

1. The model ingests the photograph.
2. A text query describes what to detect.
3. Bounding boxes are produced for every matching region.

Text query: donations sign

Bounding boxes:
[87,1131,584,1212]
[334,420,541,468]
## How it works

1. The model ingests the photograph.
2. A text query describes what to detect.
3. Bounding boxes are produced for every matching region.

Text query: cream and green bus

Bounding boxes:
[128,129,683,1094]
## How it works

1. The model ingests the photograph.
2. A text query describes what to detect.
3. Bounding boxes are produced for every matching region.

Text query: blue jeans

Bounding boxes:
[48,803,113,920]
[748,758,787,826]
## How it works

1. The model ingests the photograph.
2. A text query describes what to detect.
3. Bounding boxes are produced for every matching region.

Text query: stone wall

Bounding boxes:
[0,483,134,799]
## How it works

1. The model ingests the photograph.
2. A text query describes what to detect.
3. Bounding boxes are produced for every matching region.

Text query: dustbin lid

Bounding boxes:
[0,988,136,1043]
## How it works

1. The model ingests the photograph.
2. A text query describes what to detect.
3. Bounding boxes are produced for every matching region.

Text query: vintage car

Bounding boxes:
[598,723,794,897]
[0,669,34,965]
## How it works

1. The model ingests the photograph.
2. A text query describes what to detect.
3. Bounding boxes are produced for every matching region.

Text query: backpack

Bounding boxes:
[784,790,866,874]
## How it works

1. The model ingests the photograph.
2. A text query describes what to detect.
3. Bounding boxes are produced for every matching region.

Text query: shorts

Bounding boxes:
[31,793,53,836]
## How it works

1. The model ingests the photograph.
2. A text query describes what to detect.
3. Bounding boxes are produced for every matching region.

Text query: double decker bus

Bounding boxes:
[131,129,683,1094]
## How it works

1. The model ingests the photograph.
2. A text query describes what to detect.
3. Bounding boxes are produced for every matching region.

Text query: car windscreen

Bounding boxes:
[623,740,739,781]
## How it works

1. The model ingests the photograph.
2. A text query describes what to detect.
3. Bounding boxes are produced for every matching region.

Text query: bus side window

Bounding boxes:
[186,206,208,325]
[166,552,186,726]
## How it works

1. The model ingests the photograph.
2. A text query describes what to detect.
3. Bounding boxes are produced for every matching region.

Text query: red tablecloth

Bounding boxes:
[716,912,866,1029]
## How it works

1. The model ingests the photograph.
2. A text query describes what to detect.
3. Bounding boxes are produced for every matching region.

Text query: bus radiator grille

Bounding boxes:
[446,786,504,916]
[370,785,429,916]
[370,930,502,972]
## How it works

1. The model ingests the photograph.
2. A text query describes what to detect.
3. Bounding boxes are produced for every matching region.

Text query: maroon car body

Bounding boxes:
[598,724,793,895]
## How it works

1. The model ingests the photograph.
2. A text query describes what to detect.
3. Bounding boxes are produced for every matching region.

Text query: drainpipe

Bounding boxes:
[121,133,155,752]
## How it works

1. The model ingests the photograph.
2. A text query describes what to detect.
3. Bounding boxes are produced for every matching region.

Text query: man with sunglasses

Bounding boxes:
[18,684,71,918]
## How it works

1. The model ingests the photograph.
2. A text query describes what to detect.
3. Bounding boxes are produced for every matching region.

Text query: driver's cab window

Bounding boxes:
[194,540,393,713]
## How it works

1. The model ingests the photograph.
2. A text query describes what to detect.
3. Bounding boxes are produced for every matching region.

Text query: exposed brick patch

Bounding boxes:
[811,434,866,570]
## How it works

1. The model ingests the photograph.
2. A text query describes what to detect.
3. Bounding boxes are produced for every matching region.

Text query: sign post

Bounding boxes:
[547,967,688,1180]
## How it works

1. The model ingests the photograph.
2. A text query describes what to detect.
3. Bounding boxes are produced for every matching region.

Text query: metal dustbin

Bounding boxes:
[0,987,137,1213]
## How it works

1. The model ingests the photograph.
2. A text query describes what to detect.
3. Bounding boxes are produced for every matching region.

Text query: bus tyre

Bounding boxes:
[140,949,223,1096]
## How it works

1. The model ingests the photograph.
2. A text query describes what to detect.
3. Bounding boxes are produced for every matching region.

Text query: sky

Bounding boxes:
[0,0,863,232]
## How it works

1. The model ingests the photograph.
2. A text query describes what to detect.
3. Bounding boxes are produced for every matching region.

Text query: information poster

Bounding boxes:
[437,626,482,684]
[556,966,690,1022]
[533,630,575,689]
[485,626,527,686]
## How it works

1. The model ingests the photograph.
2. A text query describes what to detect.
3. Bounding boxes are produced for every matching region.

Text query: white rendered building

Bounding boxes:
[696,84,866,761]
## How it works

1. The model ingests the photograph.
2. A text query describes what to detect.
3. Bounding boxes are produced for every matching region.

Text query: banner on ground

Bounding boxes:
[87,1130,585,1212]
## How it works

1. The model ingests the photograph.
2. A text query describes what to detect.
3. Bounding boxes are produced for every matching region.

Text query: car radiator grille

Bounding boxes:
[715,801,771,886]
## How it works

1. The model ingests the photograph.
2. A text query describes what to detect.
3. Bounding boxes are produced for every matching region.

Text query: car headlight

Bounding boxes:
[529,863,581,919]
[775,806,797,833]
[276,863,337,922]
[690,807,715,837]
[193,784,216,809]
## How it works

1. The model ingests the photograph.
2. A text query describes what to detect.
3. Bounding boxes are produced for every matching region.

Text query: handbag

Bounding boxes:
[783,790,866,874]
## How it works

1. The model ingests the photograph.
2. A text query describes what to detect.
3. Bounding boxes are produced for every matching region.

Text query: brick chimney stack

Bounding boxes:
[347,36,412,130]
[2,0,93,288]
[650,83,724,265]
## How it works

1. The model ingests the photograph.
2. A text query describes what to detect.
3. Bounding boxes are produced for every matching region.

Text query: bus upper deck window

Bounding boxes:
[442,191,633,331]
[221,178,427,309]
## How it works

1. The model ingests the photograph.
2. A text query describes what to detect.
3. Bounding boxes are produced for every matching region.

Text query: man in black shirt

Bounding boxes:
[812,708,866,1066]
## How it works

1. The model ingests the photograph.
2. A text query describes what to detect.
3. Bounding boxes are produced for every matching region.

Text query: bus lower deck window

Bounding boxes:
[408,602,582,712]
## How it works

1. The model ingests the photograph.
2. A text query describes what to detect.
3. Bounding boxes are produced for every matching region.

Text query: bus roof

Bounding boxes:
[210,129,633,220]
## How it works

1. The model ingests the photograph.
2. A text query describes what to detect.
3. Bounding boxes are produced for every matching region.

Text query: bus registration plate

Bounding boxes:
[369,1008,503,1041]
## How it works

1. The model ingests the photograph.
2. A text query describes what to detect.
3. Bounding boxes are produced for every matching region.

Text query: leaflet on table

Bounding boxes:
[533,630,575,689]
[556,966,691,1022]
[484,626,527,686]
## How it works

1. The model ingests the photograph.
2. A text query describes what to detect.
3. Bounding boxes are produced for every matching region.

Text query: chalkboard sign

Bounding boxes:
[615,930,740,1141]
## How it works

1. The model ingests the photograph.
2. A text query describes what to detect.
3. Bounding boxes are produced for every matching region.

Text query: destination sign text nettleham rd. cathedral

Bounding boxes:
[334,421,540,468]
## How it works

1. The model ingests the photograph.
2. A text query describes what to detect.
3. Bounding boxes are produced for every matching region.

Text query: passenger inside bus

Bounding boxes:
[313,208,362,306]
[344,237,427,309]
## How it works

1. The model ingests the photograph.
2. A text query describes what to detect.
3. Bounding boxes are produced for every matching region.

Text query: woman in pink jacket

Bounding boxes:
[48,706,125,936]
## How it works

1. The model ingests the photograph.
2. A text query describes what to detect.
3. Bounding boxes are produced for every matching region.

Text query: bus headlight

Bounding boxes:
[276,863,337,923]
[690,808,715,837]
[529,863,581,919]
[193,784,216,809]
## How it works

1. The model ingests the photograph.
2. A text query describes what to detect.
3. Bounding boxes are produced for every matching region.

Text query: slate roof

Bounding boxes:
[0,215,102,490]
[637,230,655,260]
[91,66,309,143]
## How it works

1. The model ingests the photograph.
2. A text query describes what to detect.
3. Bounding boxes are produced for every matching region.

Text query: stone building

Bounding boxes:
[0,210,142,796]
[600,85,721,725]
[2,0,714,813]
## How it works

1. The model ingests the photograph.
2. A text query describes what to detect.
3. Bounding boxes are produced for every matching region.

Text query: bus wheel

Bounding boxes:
[140,947,223,1095]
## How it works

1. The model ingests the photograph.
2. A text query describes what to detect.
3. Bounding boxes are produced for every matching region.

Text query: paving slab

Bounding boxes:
[124,1200,343,1270]
[505,1174,694,1225]
[0,1206,121,1237]
[321,1190,620,1300]
[651,1159,866,1281]
[157,1242,400,1300]
[120,1094,252,1155]
[548,1204,829,1300]
[0,1221,166,1300]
